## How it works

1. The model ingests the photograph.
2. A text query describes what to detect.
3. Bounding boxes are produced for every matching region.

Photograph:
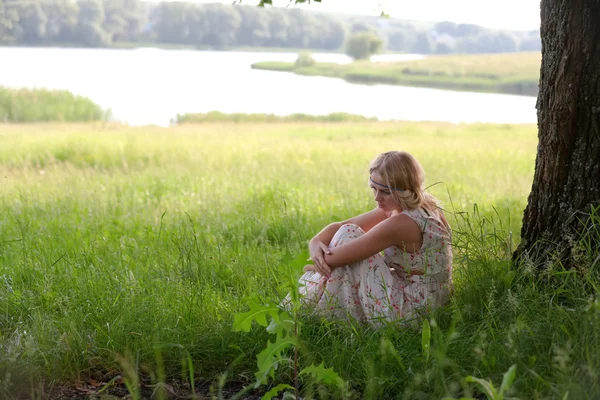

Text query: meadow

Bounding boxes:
[1,121,599,399]
[252,52,541,96]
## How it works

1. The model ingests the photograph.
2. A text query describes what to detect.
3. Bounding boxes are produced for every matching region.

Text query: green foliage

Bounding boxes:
[299,362,346,389]
[14,2,47,44]
[464,365,518,400]
[0,86,108,122]
[345,31,383,60]
[42,0,79,43]
[255,335,298,385]
[232,294,350,398]
[261,383,294,400]
[421,318,431,359]
[78,0,111,46]
[251,61,297,72]
[294,51,316,67]
[233,301,282,332]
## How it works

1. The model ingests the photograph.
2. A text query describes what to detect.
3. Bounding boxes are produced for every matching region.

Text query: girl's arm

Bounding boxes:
[308,208,388,274]
[322,214,422,271]
[312,208,388,245]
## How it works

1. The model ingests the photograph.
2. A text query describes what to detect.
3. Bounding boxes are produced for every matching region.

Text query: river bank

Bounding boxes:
[252,51,541,96]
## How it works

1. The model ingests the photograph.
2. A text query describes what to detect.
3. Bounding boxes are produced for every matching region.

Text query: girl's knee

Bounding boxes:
[331,224,365,247]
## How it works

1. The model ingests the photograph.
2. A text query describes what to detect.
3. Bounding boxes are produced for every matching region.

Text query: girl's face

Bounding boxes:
[369,173,401,213]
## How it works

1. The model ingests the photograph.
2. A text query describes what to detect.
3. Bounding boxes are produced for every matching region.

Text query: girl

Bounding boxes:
[293,151,452,326]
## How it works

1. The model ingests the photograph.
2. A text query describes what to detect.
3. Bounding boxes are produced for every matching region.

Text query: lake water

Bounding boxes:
[0,47,537,126]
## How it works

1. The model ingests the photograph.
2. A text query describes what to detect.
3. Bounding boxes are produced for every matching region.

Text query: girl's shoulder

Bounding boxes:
[401,207,451,235]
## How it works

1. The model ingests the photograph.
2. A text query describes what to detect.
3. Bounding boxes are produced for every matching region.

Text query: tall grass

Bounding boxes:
[0,86,109,122]
[1,121,598,398]
[252,52,541,96]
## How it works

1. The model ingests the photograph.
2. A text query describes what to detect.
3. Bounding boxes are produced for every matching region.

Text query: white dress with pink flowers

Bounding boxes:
[294,208,453,327]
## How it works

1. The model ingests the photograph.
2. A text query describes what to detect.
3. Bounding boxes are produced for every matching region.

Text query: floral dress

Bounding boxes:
[293,208,453,327]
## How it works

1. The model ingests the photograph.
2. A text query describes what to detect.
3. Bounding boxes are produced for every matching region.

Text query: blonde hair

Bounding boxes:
[369,151,440,212]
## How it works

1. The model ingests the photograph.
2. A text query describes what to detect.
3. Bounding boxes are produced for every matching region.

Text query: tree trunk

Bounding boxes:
[514,0,600,266]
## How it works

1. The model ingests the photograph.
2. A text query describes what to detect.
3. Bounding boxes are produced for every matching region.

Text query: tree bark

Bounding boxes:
[514,0,600,266]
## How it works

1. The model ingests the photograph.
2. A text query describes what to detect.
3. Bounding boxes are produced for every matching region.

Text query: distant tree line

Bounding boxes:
[0,0,146,47]
[0,0,541,54]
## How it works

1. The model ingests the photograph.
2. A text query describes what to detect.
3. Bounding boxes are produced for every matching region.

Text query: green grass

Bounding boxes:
[252,52,541,96]
[1,121,599,399]
[175,111,378,123]
[0,86,109,122]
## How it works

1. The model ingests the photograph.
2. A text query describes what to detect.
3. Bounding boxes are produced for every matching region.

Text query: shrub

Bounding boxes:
[345,32,384,61]
[294,52,316,68]
[0,86,107,122]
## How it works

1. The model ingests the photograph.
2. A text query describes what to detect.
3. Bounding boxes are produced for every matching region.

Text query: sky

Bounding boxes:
[159,0,541,31]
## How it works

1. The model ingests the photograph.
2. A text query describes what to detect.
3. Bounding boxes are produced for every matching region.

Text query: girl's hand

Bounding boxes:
[307,238,332,276]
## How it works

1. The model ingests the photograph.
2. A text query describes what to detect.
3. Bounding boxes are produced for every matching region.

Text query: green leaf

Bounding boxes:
[258,0,272,6]
[281,251,310,309]
[499,364,517,395]
[465,376,498,399]
[255,336,297,386]
[232,301,281,332]
[266,311,295,336]
[299,362,345,388]
[379,337,406,372]
[261,384,294,400]
[421,319,431,359]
